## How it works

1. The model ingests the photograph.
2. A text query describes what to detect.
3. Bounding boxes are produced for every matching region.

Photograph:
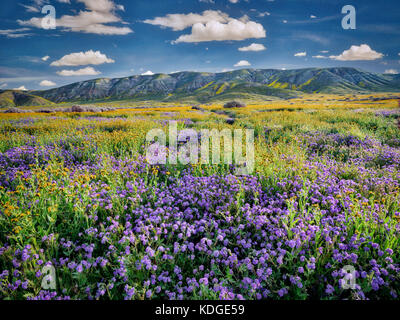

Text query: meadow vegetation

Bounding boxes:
[0,94,399,300]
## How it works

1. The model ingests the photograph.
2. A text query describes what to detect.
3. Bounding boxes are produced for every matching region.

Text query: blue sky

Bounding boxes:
[0,0,399,90]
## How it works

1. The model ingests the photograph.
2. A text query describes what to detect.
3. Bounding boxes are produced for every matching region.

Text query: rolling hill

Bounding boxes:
[0,90,54,108]
[2,67,399,106]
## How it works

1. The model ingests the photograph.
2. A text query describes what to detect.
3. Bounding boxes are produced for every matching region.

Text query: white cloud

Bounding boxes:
[0,83,7,88]
[330,44,383,61]
[384,69,399,75]
[175,20,266,43]
[258,12,270,17]
[41,55,50,61]
[320,50,329,53]
[282,20,288,24]
[310,15,317,19]
[238,43,266,52]
[40,80,56,86]
[22,0,70,13]
[0,28,31,38]
[294,51,307,57]
[51,50,114,66]
[312,55,327,59]
[14,86,28,91]
[20,4,40,13]
[144,10,266,43]
[234,60,251,67]
[77,0,115,12]
[57,67,101,76]
[141,70,154,76]
[229,0,239,3]
[144,10,230,31]
[18,0,133,35]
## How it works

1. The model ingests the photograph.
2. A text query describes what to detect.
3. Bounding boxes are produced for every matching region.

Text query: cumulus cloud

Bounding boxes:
[175,20,266,43]
[294,51,307,57]
[18,0,133,35]
[57,67,101,76]
[144,10,266,43]
[40,80,56,86]
[141,70,154,76]
[41,55,50,61]
[330,44,383,61]
[384,69,399,75]
[14,85,28,91]
[234,60,251,67]
[77,0,115,12]
[238,43,266,52]
[144,10,230,31]
[51,50,114,66]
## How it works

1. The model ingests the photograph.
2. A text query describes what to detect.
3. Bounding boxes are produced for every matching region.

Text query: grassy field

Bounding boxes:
[0,94,399,300]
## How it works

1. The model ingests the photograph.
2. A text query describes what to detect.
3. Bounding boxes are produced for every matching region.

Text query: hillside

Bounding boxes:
[21,67,400,104]
[0,90,54,108]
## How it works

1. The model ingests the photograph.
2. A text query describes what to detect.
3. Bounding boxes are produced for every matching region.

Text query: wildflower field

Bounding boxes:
[1,94,400,300]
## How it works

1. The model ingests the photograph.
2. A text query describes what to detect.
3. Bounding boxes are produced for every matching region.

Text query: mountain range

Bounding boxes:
[1,67,400,107]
